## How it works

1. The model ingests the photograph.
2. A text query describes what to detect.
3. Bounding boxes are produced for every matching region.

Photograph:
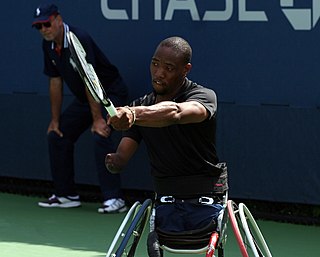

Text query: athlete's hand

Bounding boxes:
[107,106,134,131]
[91,118,111,138]
[47,120,63,137]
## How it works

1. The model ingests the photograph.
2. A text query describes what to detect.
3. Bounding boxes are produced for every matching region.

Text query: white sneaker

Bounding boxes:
[98,198,128,213]
[38,194,81,208]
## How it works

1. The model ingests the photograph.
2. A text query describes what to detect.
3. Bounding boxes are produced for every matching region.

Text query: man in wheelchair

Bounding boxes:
[148,165,228,257]
[106,36,228,257]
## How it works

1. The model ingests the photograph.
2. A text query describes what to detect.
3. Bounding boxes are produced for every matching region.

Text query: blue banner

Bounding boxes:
[1,0,319,204]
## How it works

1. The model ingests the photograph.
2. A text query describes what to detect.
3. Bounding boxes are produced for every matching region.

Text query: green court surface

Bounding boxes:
[0,192,319,257]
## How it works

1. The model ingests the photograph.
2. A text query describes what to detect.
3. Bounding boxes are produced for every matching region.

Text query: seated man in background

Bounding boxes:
[106,36,228,256]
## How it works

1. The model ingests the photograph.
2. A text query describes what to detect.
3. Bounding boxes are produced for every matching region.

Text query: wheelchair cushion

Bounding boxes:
[156,218,217,249]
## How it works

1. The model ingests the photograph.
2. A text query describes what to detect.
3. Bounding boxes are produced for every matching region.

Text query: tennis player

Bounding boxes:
[106,36,228,256]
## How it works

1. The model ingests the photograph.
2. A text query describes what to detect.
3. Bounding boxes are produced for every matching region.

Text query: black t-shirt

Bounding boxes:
[42,23,127,103]
[124,79,219,179]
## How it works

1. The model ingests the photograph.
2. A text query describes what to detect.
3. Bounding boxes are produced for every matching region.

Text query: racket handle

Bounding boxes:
[105,103,117,117]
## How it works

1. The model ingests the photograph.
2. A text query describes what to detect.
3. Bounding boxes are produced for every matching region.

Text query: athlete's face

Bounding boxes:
[37,15,63,42]
[150,45,191,96]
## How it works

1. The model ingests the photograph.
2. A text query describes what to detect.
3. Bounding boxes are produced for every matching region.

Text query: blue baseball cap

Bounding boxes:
[32,3,59,26]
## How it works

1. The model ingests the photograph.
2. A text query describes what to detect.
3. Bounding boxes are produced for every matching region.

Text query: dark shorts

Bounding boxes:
[155,202,223,232]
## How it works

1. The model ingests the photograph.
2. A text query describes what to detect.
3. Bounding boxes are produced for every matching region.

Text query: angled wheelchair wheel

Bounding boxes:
[113,199,153,257]
[227,200,272,257]
[238,203,272,257]
[228,200,249,257]
[106,201,141,257]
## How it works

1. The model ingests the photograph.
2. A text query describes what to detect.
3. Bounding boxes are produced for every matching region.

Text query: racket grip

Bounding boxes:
[106,104,117,117]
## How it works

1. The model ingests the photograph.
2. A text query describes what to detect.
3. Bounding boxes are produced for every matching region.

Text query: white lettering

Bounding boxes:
[132,0,139,20]
[154,0,161,20]
[280,0,320,30]
[99,0,319,31]
[282,9,311,30]
[280,0,293,8]
[203,0,233,21]
[101,0,128,20]
[238,0,268,21]
[164,0,200,21]
[313,0,320,27]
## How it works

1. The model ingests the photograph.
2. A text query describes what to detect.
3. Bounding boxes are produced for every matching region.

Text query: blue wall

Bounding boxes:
[1,0,319,204]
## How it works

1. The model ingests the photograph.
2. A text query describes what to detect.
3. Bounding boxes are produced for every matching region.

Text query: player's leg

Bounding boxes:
[39,98,91,207]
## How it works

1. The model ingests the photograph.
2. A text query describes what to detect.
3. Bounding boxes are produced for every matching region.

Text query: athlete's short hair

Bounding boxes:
[159,37,192,64]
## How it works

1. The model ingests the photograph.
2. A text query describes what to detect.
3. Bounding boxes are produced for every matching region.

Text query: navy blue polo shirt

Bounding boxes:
[42,23,126,103]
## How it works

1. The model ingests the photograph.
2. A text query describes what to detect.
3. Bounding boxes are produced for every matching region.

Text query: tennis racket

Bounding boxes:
[66,31,117,117]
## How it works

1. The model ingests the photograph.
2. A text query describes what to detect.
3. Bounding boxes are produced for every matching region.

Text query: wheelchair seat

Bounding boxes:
[156,218,217,250]
[147,192,228,257]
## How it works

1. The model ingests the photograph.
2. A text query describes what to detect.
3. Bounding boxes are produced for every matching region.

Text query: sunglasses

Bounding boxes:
[33,15,57,30]
[34,22,52,30]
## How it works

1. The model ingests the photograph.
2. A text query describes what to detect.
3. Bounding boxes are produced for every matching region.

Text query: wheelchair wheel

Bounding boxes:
[227,200,272,257]
[228,200,249,257]
[106,201,141,257]
[114,199,153,257]
[238,203,272,257]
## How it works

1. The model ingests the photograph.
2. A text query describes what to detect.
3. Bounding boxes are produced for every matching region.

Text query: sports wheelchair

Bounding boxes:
[105,194,272,257]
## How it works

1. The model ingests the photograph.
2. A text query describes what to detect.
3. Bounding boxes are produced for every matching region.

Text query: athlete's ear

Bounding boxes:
[184,63,192,76]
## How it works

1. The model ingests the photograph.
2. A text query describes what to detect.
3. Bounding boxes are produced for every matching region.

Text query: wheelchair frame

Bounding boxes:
[227,200,272,257]
[106,198,272,257]
[106,199,153,257]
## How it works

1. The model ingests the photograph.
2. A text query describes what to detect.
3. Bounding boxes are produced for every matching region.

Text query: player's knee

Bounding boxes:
[92,132,113,144]
[47,131,61,142]
[92,132,102,141]
[47,131,69,146]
